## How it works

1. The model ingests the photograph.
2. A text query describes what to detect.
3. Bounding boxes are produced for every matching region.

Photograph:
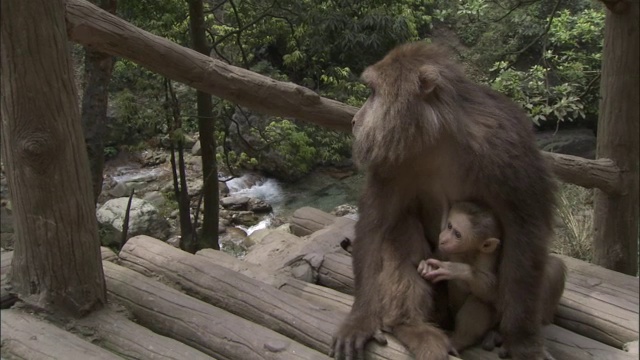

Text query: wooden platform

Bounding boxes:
[1,207,638,360]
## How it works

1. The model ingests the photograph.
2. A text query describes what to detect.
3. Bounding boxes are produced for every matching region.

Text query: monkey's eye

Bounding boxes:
[447,222,452,230]
[454,231,461,239]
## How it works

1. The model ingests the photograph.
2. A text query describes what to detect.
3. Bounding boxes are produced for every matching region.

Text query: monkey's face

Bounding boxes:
[438,211,474,254]
[351,44,457,170]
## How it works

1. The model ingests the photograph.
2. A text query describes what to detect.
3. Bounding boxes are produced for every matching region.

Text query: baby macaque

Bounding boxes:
[418,201,566,355]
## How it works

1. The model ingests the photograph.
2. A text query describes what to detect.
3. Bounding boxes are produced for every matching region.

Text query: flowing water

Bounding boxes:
[226,171,364,234]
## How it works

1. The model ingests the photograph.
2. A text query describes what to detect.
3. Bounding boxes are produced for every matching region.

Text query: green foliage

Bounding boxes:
[439,0,604,127]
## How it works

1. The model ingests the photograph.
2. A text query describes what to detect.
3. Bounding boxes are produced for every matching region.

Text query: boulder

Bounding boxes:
[142,191,166,209]
[191,140,201,156]
[248,198,272,213]
[220,196,250,211]
[97,198,171,246]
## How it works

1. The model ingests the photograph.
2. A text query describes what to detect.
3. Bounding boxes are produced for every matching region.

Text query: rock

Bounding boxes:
[219,181,230,196]
[143,191,166,209]
[220,196,250,211]
[229,211,259,227]
[331,204,358,217]
[275,223,291,233]
[219,227,250,256]
[191,140,201,156]
[248,198,272,213]
[169,210,179,219]
[186,178,203,197]
[108,181,146,198]
[166,235,181,248]
[141,151,166,167]
[96,198,171,246]
[247,228,271,245]
[183,134,197,149]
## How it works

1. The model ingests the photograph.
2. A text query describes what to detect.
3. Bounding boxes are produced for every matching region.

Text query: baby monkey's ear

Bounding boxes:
[419,65,441,96]
[480,238,501,253]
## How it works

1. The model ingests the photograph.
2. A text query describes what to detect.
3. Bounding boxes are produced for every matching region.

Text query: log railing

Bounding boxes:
[65,0,623,195]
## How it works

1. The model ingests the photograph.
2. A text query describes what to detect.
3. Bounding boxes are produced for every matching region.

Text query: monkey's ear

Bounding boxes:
[480,238,500,253]
[419,65,441,96]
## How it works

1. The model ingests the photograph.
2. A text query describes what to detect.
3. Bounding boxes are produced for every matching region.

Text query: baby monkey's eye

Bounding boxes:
[454,231,461,239]
[447,222,452,230]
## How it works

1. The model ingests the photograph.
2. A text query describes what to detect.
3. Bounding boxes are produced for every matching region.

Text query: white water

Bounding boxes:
[226,174,285,235]
[226,175,285,209]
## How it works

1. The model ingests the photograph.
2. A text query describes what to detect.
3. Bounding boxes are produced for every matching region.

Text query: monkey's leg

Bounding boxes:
[451,297,496,352]
[498,228,548,360]
[394,322,455,360]
[330,216,389,359]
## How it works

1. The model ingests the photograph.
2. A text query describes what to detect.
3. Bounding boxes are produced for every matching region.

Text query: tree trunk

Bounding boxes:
[0,0,106,315]
[593,0,639,275]
[81,0,117,204]
[188,0,219,250]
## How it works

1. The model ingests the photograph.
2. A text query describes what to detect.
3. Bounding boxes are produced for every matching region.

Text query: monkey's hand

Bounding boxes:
[423,259,454,283]
[498,343,551,360]
[417,259,431,279]
[330,316,387,360]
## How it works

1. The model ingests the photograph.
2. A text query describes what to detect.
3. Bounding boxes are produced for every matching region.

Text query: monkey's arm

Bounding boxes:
[424,259,497,302]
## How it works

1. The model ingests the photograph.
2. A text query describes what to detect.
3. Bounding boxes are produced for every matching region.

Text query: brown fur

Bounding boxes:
[420,203,566,354]
[331,42,558,360]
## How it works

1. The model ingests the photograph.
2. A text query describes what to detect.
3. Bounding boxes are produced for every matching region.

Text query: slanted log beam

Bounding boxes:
[64,0,622,193]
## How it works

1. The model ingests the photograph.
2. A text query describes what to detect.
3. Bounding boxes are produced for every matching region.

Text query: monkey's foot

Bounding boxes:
[498,343,549,360]
[330,319,386,360]
[481,330,503,351]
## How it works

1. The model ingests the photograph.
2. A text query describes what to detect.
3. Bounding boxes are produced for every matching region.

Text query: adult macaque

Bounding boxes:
[331,42,558,360]
[418,202,566,355]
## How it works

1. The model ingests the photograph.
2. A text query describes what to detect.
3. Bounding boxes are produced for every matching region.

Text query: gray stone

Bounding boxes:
[143,191,166,209]
[248,198,272,213]
[191,140,201,156]
[96,197,171,244]
[220,196,250,211]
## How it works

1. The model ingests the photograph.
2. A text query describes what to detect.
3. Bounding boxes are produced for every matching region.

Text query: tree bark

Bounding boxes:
[188,0,219,250]
[0,0,106,315]
[1,309,121,360]
[593,0,639,275]
[103,260,332,360]
[81,0,117,204]
[118,235,415,360]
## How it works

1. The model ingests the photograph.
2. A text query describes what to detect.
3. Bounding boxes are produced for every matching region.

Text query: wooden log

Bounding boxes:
[318,253,354,295]
[290,207,337,236]
[1,308,121,359]
[553,255,639,348]
[300,240,640,350]
[460,325,636,360]
[119,235,416,360]
[75,308,215,360]
[542,152,622,194]
[101,246,117,262]
[102,260,329,360]
[197,248,353,313]
[64,0,355,133]
[63,0,621,193]
[243,229,313,275]
[198,247,631,360]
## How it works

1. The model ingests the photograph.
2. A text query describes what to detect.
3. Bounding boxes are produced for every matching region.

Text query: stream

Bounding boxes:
[226,171,364,234]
